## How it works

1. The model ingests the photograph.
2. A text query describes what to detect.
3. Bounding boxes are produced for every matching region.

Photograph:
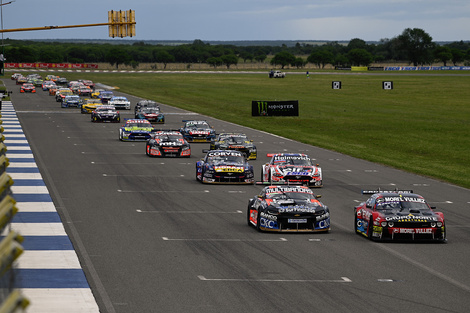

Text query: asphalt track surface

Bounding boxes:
[4,77,470,313]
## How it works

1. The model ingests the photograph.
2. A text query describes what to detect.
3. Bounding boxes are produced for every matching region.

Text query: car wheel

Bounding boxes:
[256,209,261,231]
[354,213,361,235]
[367,217,374,240]
[246,207,252,227]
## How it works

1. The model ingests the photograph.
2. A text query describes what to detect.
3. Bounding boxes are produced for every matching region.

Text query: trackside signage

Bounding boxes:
[252,100,299,116]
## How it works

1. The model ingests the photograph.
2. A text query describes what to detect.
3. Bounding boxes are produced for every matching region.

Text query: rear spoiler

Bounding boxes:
[362,189,413,194]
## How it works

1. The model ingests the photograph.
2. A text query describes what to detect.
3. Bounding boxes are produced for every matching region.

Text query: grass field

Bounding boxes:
[14,71,470,188]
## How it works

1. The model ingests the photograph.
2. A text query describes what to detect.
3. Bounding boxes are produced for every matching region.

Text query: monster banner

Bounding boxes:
[252,100,299,116]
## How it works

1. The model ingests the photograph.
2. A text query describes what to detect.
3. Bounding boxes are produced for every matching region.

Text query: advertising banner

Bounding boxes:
[252,100,299,116]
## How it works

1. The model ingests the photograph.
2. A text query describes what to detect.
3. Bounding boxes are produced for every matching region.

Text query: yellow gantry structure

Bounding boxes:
[0,10,135,38]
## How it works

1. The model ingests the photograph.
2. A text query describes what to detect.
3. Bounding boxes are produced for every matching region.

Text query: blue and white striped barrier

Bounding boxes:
[1,101,99,313]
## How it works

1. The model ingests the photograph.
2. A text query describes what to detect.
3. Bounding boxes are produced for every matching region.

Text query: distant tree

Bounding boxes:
[434,46,452,66]
[347,49,373,66]
[397,28,434,66]
[106,48,131,69]
[291,57,306,69]
[239,51,254,63]
[221,54,238,69]
[307,50,334,68]
[333,53,349,67]
[153,50,175,69]
[450,48,465,66]
[347,38,367,51]
[206,57,223,68]
[270,51,296,69]
[254,53,267,63]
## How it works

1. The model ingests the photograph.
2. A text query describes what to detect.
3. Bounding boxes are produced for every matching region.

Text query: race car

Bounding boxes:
[81,79,95,89]
[261,153,322,187]
[146,130,191,157]
[61,95,82,108]
[247,185,330,232]
[81,99,104,113]
[179,120,216,143]
[20,83,36,93]
[56,77,68,85]
[354,189,446,242]
[55,88,73,102]
[91,89,105,99]
[135,106,165,124]
[109,96,131,110]
[42,80,56,91]
[91,105,120,123]
[78,86,93,97]
[196,150,254,184]
[98,90,114,103]
[119,119,156,141]
[134,99,159,113]
[210,133,257,160]
[16,76,27,85]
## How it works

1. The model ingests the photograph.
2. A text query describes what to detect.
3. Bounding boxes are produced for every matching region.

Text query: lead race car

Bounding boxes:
[196,150,254,184]
[247,185,330,232]
[146,130,191,157]
[354,189,446,242]
[179,120,216,143]
[261,153,322,187]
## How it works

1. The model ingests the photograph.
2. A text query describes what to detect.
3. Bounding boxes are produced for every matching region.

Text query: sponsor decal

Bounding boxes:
[207,151,243,157]
[214,166,244,173]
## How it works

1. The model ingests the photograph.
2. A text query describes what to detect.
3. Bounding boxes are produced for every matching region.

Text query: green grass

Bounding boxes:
[42,71,470,188]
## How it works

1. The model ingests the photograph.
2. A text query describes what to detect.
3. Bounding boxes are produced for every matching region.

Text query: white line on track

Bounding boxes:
[163,237,288,242]
[137,209,243,214]
[119,189,210,193]
[197,275,352,283]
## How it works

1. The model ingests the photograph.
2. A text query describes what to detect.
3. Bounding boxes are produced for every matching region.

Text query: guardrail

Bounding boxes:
[0,108,30,312]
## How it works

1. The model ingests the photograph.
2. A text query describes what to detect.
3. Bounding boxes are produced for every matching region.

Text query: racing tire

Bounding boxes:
[256,209,261,231]
[367,217,375,241]
[354,213,361,236]
[246,207,252,227]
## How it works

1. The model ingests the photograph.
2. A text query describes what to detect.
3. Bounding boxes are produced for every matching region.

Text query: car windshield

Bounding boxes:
[221,135,247,143]
[266,189,315,201]
[126,122,151,128]
[158,134,182,141]
[376,196,430,211]
[97,108,115,112]
[143,108,160,113]
[273,156,312,166]
[186,121,210,129]
[207,155,244,165]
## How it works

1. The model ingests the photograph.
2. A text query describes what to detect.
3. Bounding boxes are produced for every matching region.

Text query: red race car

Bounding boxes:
[354,189,446,242]
[20,83,36,93]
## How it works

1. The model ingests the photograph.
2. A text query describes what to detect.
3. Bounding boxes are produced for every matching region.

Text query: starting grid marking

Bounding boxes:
[2,102,100,313]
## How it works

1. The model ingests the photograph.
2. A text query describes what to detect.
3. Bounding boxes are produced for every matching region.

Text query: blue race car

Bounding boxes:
[196,150,254,184]
[179,120,216,143]
[61,95,81,108]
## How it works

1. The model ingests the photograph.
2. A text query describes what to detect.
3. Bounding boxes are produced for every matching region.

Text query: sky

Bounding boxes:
[1,0,469,42]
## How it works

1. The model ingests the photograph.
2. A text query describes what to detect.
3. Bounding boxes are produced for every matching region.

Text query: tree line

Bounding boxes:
[3,28,470,69]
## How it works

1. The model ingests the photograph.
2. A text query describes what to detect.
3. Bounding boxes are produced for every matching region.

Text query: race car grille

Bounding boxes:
[129,133,151,140]
[161,147,182,157]
[213,172,246,182]
[277,212,322,231]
